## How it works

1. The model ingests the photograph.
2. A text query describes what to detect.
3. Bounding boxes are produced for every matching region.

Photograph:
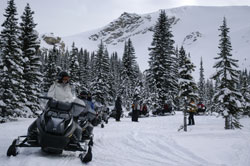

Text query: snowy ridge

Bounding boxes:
[60,6,250,80]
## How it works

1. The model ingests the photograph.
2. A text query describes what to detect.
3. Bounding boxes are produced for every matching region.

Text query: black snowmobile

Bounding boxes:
[7,96,96,163]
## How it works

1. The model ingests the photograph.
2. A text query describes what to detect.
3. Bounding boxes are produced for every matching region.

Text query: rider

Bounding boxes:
[47,71,74,102]
[28,71,76,142]
[78,90,95,140]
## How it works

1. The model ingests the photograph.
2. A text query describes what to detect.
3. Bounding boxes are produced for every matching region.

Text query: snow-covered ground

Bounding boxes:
[1,112,250,166]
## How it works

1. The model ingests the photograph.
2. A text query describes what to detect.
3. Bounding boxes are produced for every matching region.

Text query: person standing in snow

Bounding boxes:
[47,71,74,102]
[114,96,122,121]
[187,98,197,125]
[141,103,148,116]
[132,95,140,122]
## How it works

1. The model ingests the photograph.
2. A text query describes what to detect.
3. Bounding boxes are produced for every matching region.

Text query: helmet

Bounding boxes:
[57,71,70,83]
[78,90,88,99]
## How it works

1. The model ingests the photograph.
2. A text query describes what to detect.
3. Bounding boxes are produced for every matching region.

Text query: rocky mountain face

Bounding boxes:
[182,31,202,45]
[61,6,250,79]
[40,33,65,52]
[88,12,179,45]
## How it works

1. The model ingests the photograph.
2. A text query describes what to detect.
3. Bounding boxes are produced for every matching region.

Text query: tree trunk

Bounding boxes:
[184,101,187,132]
[225,115,230,129]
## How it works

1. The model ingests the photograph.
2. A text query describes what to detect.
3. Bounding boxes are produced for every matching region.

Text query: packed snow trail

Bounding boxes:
[1,112,250,166]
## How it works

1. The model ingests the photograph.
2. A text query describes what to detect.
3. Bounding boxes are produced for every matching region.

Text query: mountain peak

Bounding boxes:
[88,12,152,45]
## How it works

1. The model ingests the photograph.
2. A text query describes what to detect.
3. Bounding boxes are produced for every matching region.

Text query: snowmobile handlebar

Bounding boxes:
[38,96,85,108]
[38,96,86,116]
[38,96,54,101]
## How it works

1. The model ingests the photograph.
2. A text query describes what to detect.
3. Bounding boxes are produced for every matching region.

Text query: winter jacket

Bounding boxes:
[188,101,197,113]
[115,99,122,112]
[47,82,74,102]
[132,102,140,111]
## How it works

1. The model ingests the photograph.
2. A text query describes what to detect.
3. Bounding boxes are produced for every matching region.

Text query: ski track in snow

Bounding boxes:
[1,112,250,166]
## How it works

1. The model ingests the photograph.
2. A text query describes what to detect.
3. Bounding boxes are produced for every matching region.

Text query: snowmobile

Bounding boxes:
[127,109,149,118]
[95,106,110,128]
[152,105,175,116]
[6,96,95,163]
[196,105,207,115]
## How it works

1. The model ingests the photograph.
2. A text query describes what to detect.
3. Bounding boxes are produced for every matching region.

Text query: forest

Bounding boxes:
[0,0,250,129]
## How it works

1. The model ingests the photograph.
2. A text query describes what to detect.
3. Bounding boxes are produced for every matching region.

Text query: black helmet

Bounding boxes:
[57,71,70,83]
[78,90,88,99]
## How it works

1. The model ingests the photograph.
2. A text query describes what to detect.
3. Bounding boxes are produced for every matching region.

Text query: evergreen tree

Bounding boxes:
[178,46,198,107]
[212,17,243,129]
[91,41,109,105]
[69,42,80,94]
[121,39,140,110]
[0,0,25,116]
[43,47,58,92]
[19,3,42,112]
[178,47,198,131]
[241,69,250,116]
[103,48,112,104]
[62,49,69,71]
[198,57,205,102]
[78,48,90,92]
[204,79,214,112]
[110,52,122,101]
[148,10,177,109]
[140,72,151,108]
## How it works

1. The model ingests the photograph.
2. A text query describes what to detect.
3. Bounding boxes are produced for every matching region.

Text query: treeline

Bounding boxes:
[0,0,250,129]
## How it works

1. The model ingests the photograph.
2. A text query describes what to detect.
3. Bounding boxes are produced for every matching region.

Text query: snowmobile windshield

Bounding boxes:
[71,102,86,117]
[46,111,71,120]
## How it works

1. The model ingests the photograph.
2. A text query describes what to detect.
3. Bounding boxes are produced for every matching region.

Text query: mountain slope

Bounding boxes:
[61,6,250,80]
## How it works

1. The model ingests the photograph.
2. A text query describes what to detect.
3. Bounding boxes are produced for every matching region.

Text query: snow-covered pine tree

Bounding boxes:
[69,42,80,94]
[89,51,96,83]
[248,71,250,85]
[121,39,139,111]
[110,52,122,102]
[204,79,214,112]
[240,69,250,116]
[178,46,198,131]
[0,0,26,116]
[198,57,205,103]
[103,48,112,104]
[140,72,152,109]
[78,48,90,92]
[211,17,243,129]
[43,47,58,92]
[90,41,109,105]
[148,10,177,110]
[173,46,180,111]
[178,46,198,108]
[19,3,42,113]
[61,49,69,71]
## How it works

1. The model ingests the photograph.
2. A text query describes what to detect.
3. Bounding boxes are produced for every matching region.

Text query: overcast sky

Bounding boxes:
[0,0,250,37]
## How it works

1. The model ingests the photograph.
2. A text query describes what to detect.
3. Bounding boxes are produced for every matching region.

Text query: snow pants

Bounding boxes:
[188,112,195,125]
[115,111,121,121]
[132,109,139,122]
